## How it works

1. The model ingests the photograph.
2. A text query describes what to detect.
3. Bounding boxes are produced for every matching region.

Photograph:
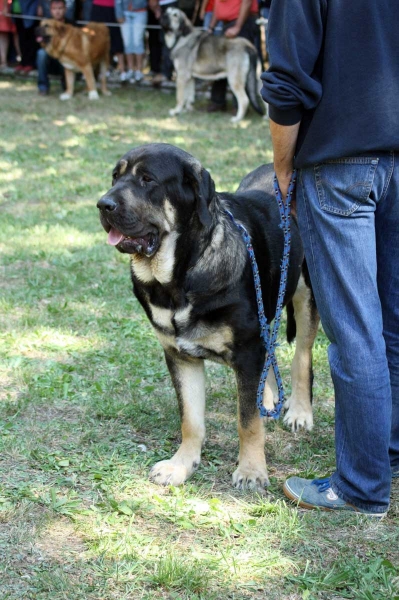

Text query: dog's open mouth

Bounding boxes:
[107,226,159,256]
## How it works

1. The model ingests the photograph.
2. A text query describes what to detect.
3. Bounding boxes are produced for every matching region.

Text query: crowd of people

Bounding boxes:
[0,0,271,100]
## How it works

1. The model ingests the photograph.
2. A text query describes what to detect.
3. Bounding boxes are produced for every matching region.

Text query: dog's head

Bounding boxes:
[97,144,215,257]
[35,19,67,50]
[160,7,192,37]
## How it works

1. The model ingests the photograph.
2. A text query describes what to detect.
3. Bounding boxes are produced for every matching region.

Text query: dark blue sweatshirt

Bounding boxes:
[261,1,399,168]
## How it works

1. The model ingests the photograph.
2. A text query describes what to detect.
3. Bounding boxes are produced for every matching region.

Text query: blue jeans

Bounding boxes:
[37,48,65,92]
[297,152,399,513]
[120,10,148,55]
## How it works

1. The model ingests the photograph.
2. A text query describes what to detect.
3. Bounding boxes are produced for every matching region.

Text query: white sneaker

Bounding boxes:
[120,71,128,82]
[134,70,143,82]
[120,70,134,82]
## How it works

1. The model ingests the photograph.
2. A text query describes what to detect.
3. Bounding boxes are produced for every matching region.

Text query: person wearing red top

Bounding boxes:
[0,0,17,72]
[207,0,259,113]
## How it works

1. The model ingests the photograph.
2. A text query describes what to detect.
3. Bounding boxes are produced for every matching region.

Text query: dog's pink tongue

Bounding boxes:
[107,227,124,246]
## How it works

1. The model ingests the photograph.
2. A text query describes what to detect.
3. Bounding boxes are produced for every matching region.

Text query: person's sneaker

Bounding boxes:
[0,64,14,74]
[120,70,133,83]
[134,70,143,82]
[38,88,49,96]
[283,476,387,518]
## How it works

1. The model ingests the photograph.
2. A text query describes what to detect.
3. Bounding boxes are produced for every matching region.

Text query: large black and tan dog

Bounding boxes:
[160,8,265,123]
[97,144,319,491]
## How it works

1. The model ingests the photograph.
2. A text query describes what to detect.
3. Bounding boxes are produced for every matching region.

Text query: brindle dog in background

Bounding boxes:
[97,144,319,491]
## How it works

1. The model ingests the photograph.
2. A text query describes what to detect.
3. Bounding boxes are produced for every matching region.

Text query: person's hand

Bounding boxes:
[37,5,43,17]
[117,17,125,23]
[224,24,240,38]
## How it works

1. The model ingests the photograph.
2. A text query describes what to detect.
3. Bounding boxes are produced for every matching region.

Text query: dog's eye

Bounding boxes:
[141,174,153,184]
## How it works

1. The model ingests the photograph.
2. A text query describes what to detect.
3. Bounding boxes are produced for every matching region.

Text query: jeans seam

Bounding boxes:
[380,151,395,205]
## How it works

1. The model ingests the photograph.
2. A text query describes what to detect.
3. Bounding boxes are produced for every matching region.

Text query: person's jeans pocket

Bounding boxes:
[314,157,379,216]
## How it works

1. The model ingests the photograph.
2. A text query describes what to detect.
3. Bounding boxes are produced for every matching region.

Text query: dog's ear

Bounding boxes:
[183,160,214,228]
[179,12,192,36]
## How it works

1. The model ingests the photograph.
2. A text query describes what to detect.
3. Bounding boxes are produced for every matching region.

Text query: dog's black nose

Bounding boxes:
[97,196,117,211]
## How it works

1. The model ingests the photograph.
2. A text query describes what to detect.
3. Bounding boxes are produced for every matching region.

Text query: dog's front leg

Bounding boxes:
[233,348,269,492]
[169,66,190,116]
[149,353,205,486]
[60,68,75,100]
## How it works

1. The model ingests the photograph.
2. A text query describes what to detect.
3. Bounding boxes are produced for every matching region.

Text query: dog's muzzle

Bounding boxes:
[97,195,160,257]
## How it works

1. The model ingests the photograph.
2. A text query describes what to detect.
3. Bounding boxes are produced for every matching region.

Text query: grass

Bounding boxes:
[0,75,398,600]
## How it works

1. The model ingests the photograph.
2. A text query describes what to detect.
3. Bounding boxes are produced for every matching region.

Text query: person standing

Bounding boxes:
[90,0,125,79]
[0,0,17,72]
[12,0,39,72]
[36,0,69,95]
[261,0,399,517]
[115,0,147,83]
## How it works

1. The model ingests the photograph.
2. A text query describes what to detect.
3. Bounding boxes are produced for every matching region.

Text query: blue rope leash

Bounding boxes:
[224,171,297,418]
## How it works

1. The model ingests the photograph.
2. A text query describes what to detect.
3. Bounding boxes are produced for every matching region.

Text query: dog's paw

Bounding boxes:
[232,464,269,492]
[59,92,72,101]
[283,399,313,432]
[169,107,181,117]
[149,459,195,486]
[88,90,100,100]
[230,115,243,124]
[103,90,112,96]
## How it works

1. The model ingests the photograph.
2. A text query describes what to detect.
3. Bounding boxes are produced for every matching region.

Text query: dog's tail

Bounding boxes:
[245,48,266,116]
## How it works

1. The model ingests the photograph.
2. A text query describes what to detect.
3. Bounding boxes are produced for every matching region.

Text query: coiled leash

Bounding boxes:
[224,171,297,418]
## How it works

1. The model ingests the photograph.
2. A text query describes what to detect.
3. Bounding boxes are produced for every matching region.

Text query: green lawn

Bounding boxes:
[1,76,398,600]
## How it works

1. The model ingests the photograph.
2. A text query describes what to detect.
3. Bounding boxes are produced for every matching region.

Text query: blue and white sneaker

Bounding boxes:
[283,477,387,518]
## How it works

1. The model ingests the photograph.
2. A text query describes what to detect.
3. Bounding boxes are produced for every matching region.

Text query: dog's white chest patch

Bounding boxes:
[130,231,179,285]
[152,307,233,361]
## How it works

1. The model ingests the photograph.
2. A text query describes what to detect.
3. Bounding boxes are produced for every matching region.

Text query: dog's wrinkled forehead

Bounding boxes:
[113,144,202,181]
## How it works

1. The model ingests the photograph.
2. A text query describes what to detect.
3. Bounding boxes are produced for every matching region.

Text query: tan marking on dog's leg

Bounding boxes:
[284,275,319,432]
[149,358,206,486]
[262,369,278,411]
[233,410,269,491]
[60,68,75,100]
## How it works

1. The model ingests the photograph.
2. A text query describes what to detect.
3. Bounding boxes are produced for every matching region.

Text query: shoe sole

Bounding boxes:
[283,482,385,517]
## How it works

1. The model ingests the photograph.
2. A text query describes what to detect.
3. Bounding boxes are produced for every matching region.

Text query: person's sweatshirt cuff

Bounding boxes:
[268,104,303,126]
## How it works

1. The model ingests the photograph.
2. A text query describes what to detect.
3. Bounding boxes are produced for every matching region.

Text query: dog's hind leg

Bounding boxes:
[99,60,111,96]
[232,344,269,492]
[284,274,320,432]
[227,59,249,122]
[185,77,195,111]
[81,64,99,100]
[149,353,206,486]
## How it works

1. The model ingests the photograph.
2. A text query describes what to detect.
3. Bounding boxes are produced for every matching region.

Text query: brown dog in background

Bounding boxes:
[36,20,111,100]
